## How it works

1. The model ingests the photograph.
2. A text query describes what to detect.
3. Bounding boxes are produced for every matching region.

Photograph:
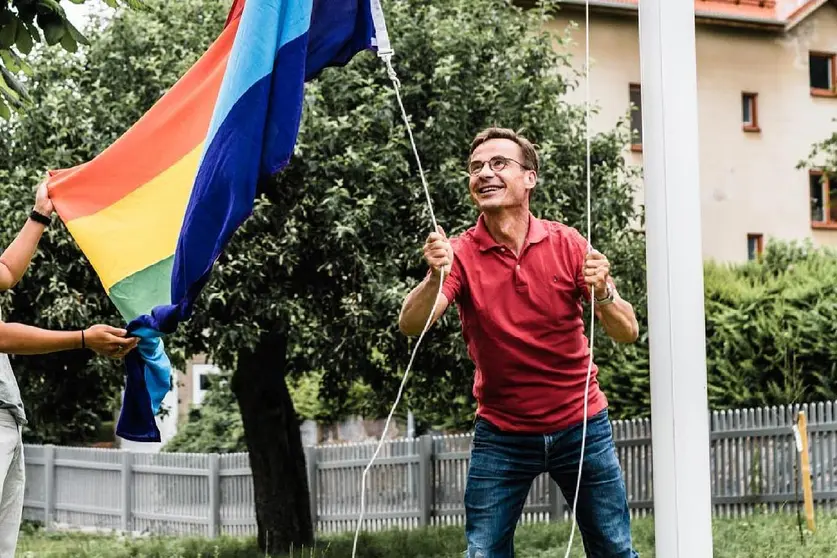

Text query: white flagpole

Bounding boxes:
[638,0,715,555]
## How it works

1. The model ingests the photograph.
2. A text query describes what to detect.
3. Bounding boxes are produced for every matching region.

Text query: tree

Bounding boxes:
[799,121,837,174]
[174,0,645,552]
[2,0,646,552]
[0,0,146,121]
[0,0,228,444]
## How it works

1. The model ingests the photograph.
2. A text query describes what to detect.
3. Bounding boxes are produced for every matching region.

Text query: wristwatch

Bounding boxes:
[594,283,615,305]
[29,210,51,226]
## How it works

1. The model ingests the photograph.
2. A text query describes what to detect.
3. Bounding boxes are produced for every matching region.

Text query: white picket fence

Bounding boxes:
[21,401,837,538]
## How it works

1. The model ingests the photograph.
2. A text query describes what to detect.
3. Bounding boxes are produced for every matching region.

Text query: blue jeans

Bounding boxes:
[464,409,639,557]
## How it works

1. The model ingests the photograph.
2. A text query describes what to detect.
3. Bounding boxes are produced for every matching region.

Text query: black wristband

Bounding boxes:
[81,330,86,349]
[29,210,51,226]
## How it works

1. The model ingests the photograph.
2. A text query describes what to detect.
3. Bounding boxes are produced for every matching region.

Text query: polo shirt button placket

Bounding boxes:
[514,262,526,290]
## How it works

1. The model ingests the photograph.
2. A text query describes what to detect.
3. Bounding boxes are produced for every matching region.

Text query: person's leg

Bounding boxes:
[464,418,544,558]
[548,409,639,558]
[0,412,24,557]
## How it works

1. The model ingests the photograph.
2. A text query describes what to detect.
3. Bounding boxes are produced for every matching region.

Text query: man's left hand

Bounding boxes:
[584,250,611,299]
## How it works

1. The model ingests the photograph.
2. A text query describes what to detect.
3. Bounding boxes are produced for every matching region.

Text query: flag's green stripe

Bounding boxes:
[108,256,174,322]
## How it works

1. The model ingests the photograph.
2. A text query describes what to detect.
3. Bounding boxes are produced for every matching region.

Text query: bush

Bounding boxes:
[703,239,837,409]
[579,237,837,421]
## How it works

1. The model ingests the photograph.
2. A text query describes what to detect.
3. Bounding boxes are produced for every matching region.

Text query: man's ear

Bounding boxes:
[525,171,537,188]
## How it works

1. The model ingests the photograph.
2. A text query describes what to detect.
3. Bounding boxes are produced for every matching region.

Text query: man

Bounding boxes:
[399,128,640,557]
[0,178,139,556]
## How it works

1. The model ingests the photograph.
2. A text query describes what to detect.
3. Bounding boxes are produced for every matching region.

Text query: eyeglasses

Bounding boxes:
[467,156,530,176]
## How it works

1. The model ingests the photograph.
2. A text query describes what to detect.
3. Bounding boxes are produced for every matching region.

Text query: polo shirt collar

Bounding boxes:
[475,212,548,252]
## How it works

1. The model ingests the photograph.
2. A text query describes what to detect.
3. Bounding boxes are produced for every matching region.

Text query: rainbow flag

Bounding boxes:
[46,0,392,442]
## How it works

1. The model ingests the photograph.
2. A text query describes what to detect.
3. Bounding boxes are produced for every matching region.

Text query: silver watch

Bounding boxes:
[594,284,614,305]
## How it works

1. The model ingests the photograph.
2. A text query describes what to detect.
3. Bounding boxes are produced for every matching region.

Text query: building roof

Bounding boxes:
[552,0,834,30]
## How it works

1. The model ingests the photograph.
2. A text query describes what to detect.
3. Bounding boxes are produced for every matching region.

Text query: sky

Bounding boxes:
[64,1,106,30]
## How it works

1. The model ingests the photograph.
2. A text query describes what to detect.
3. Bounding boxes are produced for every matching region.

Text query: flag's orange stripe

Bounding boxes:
[48,16,242,222]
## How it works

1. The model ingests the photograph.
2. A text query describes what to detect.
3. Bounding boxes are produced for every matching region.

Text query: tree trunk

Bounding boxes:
[231,330,314,555]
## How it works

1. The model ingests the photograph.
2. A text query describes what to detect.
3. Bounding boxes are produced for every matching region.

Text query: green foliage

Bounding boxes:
[0,0,147,120]
[798,118,837,174]
[0,0,228,443]
[17,513,837,557]
[177,0,647,432]
[164,374,246,453]
[703,239,837,410]
[163,369,387,453]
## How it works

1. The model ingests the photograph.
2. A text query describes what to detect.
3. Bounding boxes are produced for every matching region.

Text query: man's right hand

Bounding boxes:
[84,325,140,359]
[423,226,453,278]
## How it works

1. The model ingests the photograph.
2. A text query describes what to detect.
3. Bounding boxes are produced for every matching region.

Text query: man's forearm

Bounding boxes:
[0,322,83,355]
[399,273,445,336]
[0,219,46,290]
[596,297,639,343]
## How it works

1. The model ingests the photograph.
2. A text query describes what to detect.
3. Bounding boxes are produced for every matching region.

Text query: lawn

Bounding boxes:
[14,512,835,557]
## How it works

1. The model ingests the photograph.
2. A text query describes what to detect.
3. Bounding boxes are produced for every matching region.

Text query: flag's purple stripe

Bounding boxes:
[304,0,376,81]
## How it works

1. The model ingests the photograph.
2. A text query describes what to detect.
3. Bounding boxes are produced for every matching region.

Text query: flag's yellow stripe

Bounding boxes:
[67,143,204,292]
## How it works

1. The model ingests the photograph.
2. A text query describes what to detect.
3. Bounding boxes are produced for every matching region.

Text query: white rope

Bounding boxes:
[351,53,442,558]
[563,0,595,555]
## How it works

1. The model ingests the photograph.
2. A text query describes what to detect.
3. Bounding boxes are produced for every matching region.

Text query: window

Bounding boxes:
[809,52,835,96]
[192,364,222,407]
[810,171,837,227]
[629,84,642,151]
[742,93,759,132]
[747,234,763,261]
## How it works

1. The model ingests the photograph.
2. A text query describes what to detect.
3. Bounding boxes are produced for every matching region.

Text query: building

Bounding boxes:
[545,0,837,262]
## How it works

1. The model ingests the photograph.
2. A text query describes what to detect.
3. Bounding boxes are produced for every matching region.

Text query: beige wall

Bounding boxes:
[176,354,205,425]
[546,5,837,262]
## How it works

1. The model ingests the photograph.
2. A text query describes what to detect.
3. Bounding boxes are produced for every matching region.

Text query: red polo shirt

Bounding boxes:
[442,213,607,433]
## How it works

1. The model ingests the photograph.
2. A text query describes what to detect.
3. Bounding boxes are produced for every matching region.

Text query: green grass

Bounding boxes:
[14,512,836,557]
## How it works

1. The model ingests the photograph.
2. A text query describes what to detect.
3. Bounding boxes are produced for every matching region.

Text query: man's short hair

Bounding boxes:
[469,127,539,174]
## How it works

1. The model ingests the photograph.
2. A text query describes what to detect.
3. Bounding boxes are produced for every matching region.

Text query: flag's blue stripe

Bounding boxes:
[204,0,313,148]
[170,31,309,311]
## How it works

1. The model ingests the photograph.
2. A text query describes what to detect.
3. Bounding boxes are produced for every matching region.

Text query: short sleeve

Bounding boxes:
[441,257,463,303]
[569,228,591,300]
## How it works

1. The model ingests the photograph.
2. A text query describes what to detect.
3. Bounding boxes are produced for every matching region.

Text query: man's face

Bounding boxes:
[467,139,536,213]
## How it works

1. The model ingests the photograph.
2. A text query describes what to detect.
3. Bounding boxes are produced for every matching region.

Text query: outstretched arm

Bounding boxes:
[0,323,139,358]
[0,179,53,291]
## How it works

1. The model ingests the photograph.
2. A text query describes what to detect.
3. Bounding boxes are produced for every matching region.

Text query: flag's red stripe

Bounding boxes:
[48,15,242,222]
[226,0,246,27]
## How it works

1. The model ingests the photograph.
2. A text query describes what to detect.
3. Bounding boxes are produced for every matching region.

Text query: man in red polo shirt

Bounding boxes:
[399,127,640,557]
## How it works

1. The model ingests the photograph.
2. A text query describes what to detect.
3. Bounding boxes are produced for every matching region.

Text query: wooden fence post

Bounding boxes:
[208,453,221,537]
[305,446,318,530]
[418,435,433,526]
[797,411,816,532]
[121,450,133,533]
[43,444,55,531]
[549,479,564,522]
